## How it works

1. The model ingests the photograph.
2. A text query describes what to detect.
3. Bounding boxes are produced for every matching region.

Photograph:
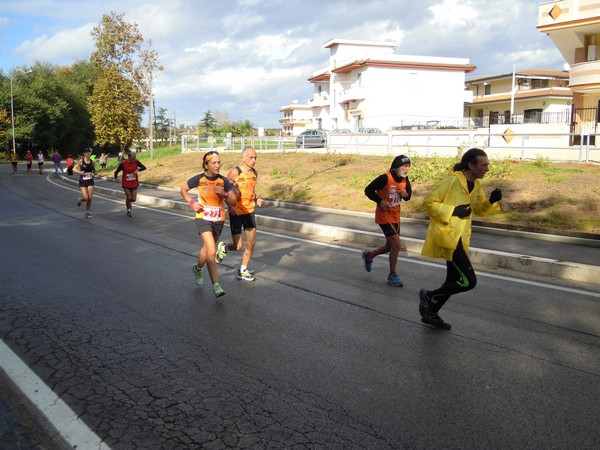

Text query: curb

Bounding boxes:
[61,176,600,286]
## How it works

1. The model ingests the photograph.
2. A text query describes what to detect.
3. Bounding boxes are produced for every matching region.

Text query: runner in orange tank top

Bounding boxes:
[361,154,412,287]
[215,147,264,282]
[180,151,237,298]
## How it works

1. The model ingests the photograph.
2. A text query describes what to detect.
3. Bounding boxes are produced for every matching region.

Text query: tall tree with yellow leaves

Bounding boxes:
[88,11,162,152]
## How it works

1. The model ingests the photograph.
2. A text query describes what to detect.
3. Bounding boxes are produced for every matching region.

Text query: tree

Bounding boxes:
[200,110,216,135]
[89,11,162,152]
[153,107,172,143]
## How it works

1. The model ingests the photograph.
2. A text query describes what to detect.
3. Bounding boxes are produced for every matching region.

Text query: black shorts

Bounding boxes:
[379,222,400,237]
[79,179,95,188]
[230,213,256,235]
[195,219,224,239]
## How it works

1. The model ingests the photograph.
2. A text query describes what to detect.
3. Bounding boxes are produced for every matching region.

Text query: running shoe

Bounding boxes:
[85,212,92,219]
[361,250,373,272]
[418,289,432,319]
[237,269,255,282]
[421,314,452,330]
[216,241,227,264]
[387,273,403,287]
[127,209,132,217]
[192,264,203,286]
[213,283,226,298]
[77,199,82,208]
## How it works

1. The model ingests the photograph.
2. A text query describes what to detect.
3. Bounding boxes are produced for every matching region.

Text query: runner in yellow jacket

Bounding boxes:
[419,148,503,330]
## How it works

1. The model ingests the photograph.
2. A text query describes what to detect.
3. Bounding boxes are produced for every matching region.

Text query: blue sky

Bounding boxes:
[0,0,565,128]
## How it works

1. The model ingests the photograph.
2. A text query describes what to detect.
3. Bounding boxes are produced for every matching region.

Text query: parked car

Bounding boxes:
[295,130,329,148]
[332,128,352,133]
[357,127,383,133]
[390,121,440,131]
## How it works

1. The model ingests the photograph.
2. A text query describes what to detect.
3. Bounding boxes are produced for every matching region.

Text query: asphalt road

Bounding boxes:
[1,166,599,449]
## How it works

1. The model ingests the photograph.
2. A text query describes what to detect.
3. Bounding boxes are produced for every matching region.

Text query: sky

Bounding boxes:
[0,0,566,129]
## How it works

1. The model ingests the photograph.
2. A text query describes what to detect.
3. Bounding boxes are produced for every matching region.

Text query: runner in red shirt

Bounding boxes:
[114,150,147,217]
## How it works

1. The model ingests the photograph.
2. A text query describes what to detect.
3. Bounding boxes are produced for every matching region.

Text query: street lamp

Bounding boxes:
[10,68,33,154]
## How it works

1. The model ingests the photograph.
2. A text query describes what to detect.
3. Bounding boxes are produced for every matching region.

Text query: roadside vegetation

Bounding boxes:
[93,146,600,236]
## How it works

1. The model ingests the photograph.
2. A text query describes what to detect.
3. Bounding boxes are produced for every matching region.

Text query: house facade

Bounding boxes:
[538,0,600,143]
[279,101,312,136]
[464,69,573,127]
[283,38,475,133]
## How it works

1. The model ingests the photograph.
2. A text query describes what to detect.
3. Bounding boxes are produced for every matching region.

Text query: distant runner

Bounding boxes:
[74,148,97,219]
[114,151,147,217]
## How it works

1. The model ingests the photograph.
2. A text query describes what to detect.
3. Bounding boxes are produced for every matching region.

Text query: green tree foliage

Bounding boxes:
[153,107,172,143]
[200,110,216,135]
[211,119,255,137]
[0,62,95,155]
[89,11,162,151]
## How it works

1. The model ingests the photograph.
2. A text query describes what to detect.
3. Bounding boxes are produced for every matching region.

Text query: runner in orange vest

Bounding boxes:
[361,155,412,287]
[215,147,265,282]
[180,151,238,298]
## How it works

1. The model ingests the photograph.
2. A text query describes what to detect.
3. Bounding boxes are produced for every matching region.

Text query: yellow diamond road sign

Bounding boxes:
[503,128,514,144]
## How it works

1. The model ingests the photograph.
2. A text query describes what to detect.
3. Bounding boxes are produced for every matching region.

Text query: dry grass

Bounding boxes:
[105,150,600,236]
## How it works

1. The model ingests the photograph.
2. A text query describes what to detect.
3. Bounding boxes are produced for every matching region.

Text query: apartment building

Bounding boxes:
[464,69,573,127]
[282,38,475,133]
[538,0,600,143]
[279,101,312,136]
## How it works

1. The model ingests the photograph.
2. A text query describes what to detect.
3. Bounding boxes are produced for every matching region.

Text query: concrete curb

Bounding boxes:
[61,176,600,286]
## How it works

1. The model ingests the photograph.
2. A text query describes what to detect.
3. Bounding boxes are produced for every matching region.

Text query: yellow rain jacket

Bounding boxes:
[421,171,501,261]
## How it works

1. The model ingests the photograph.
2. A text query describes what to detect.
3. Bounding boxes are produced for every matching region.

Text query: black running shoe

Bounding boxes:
[421,314,452,330]
[419,288,432,319]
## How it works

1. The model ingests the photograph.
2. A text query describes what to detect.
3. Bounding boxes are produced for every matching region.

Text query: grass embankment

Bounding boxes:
[99,146,600,236]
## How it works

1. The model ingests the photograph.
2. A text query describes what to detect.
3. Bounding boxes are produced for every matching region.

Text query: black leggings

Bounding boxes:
[429,239,477,312]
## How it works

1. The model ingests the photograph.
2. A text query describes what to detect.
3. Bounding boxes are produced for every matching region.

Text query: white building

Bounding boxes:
[538,0,600,145]
[279,101,312,136]
[290,38,476,132]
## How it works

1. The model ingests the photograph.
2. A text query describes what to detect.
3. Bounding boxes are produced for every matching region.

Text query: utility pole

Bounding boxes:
[148,70,154,160]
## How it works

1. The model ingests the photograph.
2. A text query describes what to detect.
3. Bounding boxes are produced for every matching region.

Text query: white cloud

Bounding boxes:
[14,22,95,65]
[1,0,565,127]
[429,0,479,28]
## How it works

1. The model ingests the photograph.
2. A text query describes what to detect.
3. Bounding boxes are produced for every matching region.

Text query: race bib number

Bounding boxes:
[388,190,402,207]
[82,173,93,180]
[125,173,136,181]
[202,205,222,221]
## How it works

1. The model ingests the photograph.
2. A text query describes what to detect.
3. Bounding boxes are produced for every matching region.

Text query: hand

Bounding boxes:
[453,204,472,218]
[489,188,502,204]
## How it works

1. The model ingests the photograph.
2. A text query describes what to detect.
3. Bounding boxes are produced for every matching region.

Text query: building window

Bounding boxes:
[524,108,542,123]
[489,111,498,125]
[484,84,491,95]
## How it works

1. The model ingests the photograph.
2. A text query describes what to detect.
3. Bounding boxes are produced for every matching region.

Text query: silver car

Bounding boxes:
[295,130,328,148]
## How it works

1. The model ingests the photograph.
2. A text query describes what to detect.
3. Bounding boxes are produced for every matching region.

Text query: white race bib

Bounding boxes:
[202,205,222,221]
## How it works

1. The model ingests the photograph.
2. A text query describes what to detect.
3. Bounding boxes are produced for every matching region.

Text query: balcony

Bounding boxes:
[308,93,329,108]
[338,88,366,105]
[569,60,600,92]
